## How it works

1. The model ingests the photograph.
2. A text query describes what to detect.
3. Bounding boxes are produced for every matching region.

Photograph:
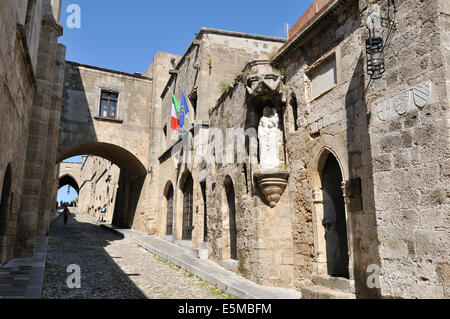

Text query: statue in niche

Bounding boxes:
[258,106,280,169]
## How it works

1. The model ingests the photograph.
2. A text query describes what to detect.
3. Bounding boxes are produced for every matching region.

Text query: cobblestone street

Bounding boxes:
[42,213,229,299]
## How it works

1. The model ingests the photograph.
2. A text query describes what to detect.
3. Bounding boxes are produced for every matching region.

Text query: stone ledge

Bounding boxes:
[93,116,124,124]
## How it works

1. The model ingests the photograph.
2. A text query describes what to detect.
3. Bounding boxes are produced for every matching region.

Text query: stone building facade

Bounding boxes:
[1,0,448,299]
[77,156,120,223]
[0,0,65,263]
[59,62,154,230]
[51,1,450,298]
[273,0,449,299]
[148,28,286,258]
[200,0,449,298]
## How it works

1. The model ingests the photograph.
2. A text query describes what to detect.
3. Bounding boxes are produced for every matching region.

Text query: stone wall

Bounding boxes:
[269,0,449,298]
[0,0,64,262]
[0,0,36,263]
[59,62,152,171]
[207,71,296,287]
[363,0,450,299]
[151,29,286,254]
[274,0,370,293]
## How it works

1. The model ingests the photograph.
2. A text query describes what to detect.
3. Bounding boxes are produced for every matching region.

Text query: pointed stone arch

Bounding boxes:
[223,176,238,261]
[163,181,175,236]
[178,171,194,241]
[58,174,80,194]
[287,92,299,132]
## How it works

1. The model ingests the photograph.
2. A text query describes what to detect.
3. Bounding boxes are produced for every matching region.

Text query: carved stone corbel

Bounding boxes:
[254,169,289,208]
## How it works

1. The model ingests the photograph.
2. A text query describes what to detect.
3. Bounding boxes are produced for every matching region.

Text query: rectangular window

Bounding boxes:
[99,91,119,119]
[306,53,337,100]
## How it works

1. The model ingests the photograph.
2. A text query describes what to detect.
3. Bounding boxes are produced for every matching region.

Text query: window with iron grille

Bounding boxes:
[99,91,119,119]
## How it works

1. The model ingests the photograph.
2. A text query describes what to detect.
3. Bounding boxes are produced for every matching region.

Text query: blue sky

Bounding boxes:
[56,0,314,204]
[60,0,314,74]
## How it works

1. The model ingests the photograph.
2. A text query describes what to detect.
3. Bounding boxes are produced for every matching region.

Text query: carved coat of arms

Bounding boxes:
[393,91,409,115]
[413,82,432,109]
[376,99,391,121]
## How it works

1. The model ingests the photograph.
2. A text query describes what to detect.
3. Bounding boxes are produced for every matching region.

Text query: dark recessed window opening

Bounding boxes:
[189,91,198,119]
[100,91,119,119]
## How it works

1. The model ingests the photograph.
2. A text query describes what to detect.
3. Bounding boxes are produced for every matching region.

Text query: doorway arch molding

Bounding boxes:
[308,136,355,281]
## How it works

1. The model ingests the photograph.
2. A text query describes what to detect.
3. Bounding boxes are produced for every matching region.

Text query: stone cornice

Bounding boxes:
[42,16,64,37]
[67,61,153,81]
[273,0,348,64]
[160,28,286,99]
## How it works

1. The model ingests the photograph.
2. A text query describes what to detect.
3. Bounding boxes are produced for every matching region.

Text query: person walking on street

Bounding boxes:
[63,205,70,225]
[99,204,107,223]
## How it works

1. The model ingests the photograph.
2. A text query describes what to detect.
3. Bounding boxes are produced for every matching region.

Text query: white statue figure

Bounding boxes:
[258,106,280,169]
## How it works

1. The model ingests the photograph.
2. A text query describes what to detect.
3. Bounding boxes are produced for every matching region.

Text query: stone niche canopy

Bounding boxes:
[245,55,287,103]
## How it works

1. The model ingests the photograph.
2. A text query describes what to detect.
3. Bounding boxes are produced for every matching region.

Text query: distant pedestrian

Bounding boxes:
[99,204,107,223]
[63,205,70,224]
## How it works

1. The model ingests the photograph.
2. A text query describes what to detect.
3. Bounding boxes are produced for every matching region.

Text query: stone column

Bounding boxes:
[37,43,65,236]
[14,16,63,257]
[311,188,327,275]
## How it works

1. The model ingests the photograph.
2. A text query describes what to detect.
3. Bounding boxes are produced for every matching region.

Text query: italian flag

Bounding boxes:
[171,93,181,130]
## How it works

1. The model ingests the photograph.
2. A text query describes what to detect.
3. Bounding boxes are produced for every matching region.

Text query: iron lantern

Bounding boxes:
[365,0,397,80]
[366,32,385,79]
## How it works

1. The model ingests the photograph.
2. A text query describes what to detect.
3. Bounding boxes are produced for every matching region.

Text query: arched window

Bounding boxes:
[165,184,174,236]
[224,177,237,260]
[290,94,299,131]
[182,174,194,240]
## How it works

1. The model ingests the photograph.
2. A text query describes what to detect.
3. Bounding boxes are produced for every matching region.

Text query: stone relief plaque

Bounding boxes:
[375,80,433,122]
[413,81,432,109]
[376,99,391,121]
[393,90,409,115]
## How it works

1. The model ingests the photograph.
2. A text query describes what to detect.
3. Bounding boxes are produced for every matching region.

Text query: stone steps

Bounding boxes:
[301,285,356,299]
[301,274,356,299]
[312,274,355,293]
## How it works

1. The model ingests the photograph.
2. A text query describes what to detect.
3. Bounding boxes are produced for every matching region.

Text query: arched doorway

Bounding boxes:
[321,154,349,278]
[224,177,237,261]
[0,165,12,236]
[181,174,194,240]
[165,184,174,236]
